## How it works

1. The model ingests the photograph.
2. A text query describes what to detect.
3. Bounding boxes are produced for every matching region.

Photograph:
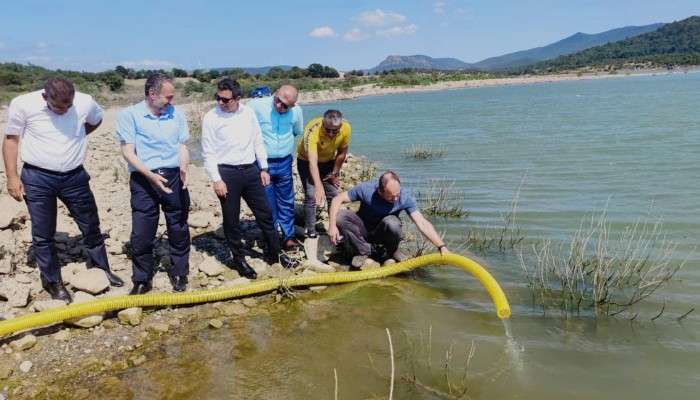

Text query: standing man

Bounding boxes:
[328,171,450,267]
[3,78,123,303]
[296,109,351,238]
[115,73,191,295]
[201,78,298,279]
[248,85,303,251]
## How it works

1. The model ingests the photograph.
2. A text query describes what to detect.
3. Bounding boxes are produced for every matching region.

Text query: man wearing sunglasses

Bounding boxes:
[296,109,351,239]
[116,73,191,295]
[3,78,124,303]
[248,85,303,251]
[201,78,299,278]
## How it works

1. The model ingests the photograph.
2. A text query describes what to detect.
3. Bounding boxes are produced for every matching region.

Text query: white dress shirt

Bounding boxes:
[201,103,269,182]
[5,90,103,172]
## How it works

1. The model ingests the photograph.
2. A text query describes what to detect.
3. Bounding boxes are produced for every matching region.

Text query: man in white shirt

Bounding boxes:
[2,78,124,303]
[201,78,299,278]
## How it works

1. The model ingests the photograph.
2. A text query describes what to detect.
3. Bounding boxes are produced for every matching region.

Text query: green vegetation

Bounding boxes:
[510,15,700,74]
[403,143,445,160]
[414,178,469,219]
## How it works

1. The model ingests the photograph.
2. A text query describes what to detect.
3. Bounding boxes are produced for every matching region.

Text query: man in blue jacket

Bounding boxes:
[248,85,303,251]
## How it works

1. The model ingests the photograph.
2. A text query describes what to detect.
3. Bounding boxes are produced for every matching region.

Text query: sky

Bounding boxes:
[0,0,697,73]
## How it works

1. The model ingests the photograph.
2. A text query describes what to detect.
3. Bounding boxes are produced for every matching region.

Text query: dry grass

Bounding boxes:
[517,203,694,317]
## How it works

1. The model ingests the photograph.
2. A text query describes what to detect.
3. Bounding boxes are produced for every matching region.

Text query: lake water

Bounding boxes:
[120,73,700,399]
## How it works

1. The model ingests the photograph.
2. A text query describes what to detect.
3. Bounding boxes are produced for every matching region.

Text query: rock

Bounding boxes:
[219,303,248,316]
[13,274,32,284]
[146,323,170,334]
[0,257,12,275]
[0,197,27,229]
[10,335,37,352]
[19,360,33,373]
[188,211,213,228]
[128,355,147,367]
[360,259,382,270]
[310,285,328,292]
[53,329,73,342]
[117,308,143,326]
[208,319,223,329]
[0,280,30,308]
[66,292,104,328]
[302,259,336,273]
[241,298,258,308]
[198,257,224,277]
[70,268,110,294]
[33,300,68,312]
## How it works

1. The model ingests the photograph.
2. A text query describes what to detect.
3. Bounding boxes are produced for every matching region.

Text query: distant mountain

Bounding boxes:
[472,23,665,71]
[367,23,665,73]
[369,55,472,73]
[522,16,700,72]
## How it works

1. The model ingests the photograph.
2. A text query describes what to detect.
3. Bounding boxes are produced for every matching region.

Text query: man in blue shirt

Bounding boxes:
[248,85,303,251]
[328,171,450,267]
[116,73,191,295]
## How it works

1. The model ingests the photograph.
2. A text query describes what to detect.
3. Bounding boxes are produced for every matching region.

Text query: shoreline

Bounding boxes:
[0,67,695,396]
[295,68,697,105]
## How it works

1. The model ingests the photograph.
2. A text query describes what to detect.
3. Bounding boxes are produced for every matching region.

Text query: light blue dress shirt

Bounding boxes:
[115,101,189,171]
[247,96,303,158]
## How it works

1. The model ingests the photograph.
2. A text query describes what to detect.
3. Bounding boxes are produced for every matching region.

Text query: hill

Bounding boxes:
[367,23,665,73]
[519,15,700,73]
[368,55,472,73]
[472,23,664,71]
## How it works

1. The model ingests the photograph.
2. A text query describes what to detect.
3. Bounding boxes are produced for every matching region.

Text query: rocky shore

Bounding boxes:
[0,98,388,397]
[0,69,688,397]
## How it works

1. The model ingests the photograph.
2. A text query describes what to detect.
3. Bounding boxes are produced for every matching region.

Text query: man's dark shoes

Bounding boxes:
[282,237,302,251]
[104,270,125,287]
[235,260,258,280]
[169,275,188,292]
[267,253,300,269]
[42,279,72,303]
[129,281,152,295]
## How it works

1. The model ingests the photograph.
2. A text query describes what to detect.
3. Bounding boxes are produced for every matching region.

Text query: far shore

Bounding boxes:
[295,68,697,105]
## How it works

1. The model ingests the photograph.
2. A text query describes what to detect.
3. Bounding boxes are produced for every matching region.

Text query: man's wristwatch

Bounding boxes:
[330,171,339,177]
[261,168,269,173]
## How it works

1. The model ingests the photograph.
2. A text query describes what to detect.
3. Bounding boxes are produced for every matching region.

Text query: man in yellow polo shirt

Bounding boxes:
[296,109,351,238]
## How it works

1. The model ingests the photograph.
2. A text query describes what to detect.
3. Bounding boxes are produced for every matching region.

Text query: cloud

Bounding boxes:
[117,59,176,69]
[26,55,51,63]
[433,1,446,13]
[309,26,336,38]
[353,9,406,27]
[343,28,368,42]
[376,23,418,38]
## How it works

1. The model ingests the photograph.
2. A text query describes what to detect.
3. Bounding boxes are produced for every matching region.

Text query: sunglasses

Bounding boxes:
[323,125,341,135]
[273,96,293,110]
[214,94,235,104]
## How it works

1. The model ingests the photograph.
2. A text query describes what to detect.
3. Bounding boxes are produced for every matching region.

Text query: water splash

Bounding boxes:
[502,318,525,373]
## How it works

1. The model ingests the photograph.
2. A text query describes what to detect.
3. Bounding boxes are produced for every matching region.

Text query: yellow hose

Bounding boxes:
[0,253,510,337]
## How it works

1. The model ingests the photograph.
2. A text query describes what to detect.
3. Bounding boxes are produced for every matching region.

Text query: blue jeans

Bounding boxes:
[129,170,190,283]
[22,164,110,283]
[265,154,296,240]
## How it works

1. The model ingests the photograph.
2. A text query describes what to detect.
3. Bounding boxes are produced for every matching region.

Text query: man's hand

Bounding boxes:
[323,173,340,188]
[327,225,340,244]
[6,176,24,202]
[260,170,270,186]
[213,180,227,198]
[180,168,189,189]
[148,172,172,194]
[314,184,326,206]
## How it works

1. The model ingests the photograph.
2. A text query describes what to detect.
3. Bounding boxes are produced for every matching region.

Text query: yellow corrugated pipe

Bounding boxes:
[0,253,510,337]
